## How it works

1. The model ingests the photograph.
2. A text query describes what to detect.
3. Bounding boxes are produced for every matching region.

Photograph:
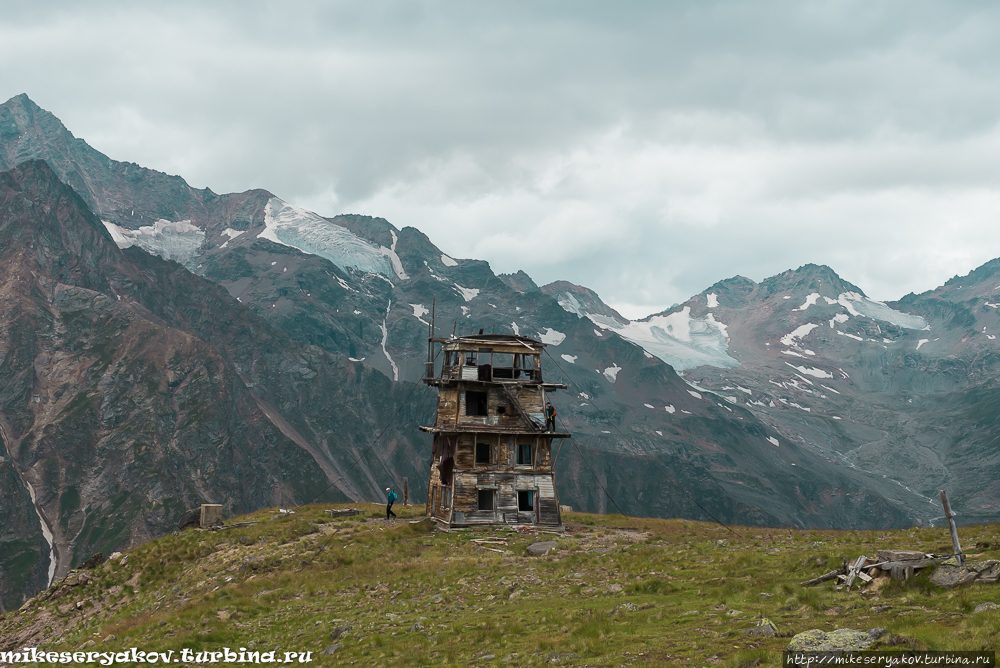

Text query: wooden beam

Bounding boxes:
[801,568,843,586]
[940,490,964,564]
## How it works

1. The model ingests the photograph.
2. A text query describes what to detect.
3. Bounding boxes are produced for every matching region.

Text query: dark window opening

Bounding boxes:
[475,441,491,464]
[518,490,535,512]
[438,456,454,486]
[465,391,488,416]
[478,489,495,511]
[492,353,514,378]
[517,442,533,465]
[497,405,507,415]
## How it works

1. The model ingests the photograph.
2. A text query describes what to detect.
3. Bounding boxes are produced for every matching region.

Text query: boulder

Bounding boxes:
[973,602,1000,615]
[931,565,979,588]
[866,627,889,640]
[609,602,638,615]
[526,541,558,556]
[972,560,1000,583]
[330,625,353,640]
[787,628,876,652]
[745,618,777,637]
[320,644,340,656]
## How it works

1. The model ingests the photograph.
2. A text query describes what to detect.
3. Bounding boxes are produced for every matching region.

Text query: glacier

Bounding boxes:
[837,292,926,330]
[103,219,205,270]
[606,307,740,371]
[258,198,397,278]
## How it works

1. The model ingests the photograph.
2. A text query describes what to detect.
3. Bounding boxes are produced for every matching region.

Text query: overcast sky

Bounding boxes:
[5,2,1000,317]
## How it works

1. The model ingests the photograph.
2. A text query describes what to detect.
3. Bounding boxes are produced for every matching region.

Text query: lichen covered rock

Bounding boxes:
[788,628,876,652]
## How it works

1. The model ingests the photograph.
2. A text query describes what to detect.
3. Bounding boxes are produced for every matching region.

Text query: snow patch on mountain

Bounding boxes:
[103,219,204,269]
[795,293,820,311]
[440,254,458,267]
[837,292,926,329]
[380,231,409,280]
[768,437,779,446]
[380,302,398,381]
[538,328,566,345]
[829,313,850,328]
[511,321,520,335]
[706,293,719,308]
[780,323,819,347]
[784,362,834,379]
[561,354,577,364]
[410,304,429,325]
[603,364,622,383]
[219,228,245,248]
[688,390,702,399]
[259,198,395,277]
[664,405,676,413]
[455,284,479,302]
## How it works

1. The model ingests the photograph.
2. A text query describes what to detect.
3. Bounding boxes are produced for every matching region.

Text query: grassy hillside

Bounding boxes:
[2,505,1000,666]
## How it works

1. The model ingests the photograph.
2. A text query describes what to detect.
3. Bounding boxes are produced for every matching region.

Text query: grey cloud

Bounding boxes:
[4,1,1000,315]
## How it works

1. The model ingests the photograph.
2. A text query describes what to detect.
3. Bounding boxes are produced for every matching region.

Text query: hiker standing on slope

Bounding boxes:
[546,402,557,432]
[385,487,397,520]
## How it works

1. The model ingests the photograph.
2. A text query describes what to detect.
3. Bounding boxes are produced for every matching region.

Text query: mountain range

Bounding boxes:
[1,93,997,608]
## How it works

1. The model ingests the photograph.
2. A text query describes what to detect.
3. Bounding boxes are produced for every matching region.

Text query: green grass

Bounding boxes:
[3,507,1000,666]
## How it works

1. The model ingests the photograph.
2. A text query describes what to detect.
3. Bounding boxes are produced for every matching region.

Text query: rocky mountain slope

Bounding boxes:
[0,160,433,612]
[0,93,951,605]
[544,261,1000,528]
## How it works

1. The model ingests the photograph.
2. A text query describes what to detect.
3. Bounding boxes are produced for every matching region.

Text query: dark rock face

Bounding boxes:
[499,270,541,295]
[0,94,270,238]
[0,161,433,609]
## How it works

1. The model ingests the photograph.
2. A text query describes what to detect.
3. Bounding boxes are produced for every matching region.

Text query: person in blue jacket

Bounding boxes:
[386,487,398,519]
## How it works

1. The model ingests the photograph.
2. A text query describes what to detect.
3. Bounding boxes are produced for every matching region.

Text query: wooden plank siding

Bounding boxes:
[436,383,545,431]
[425,336,562,528]
[437,471,561,526]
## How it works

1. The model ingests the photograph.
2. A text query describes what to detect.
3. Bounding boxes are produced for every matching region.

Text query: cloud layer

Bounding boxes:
[4,1,1000,317]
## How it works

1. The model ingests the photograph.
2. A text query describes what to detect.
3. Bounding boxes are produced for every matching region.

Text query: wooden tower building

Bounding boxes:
[420,333,569,528]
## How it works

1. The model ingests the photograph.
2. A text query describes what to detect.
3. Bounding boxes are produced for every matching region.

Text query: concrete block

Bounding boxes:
[200,504,223,528]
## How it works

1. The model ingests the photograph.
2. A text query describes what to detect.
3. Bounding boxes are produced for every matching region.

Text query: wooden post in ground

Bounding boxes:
[940,490,963,564]
[403,477,409,506]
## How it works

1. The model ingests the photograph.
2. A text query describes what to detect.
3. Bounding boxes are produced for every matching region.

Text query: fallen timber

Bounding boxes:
[802,553,961,588]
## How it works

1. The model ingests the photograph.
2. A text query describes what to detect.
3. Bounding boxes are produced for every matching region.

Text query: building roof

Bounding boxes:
[435,334,547,349]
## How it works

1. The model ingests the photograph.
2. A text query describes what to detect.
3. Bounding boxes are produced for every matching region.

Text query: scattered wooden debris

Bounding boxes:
[802,551,962,589]
[211,521,259,532]
[802,490,981,591]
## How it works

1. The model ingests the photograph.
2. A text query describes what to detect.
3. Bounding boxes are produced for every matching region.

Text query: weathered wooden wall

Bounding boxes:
[447,471,561,526]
